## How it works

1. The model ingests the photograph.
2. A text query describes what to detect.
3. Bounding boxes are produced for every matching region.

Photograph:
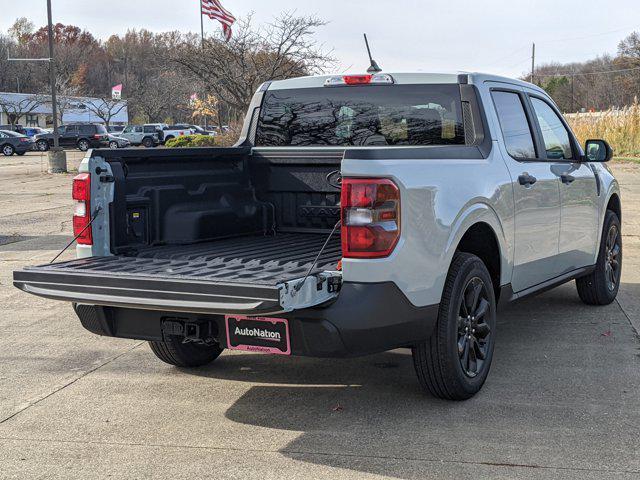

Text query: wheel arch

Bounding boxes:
[445,202,510,299]
[606,192,621,223]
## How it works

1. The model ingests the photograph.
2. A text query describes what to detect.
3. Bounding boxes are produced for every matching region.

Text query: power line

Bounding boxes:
[535,25,640,45]
[536,65,640,78]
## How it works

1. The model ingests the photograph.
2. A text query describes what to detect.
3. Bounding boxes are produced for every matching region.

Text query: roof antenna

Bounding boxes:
[363,34,382,73]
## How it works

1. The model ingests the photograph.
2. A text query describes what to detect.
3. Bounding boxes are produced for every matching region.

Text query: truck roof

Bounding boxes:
[266,72,546,95]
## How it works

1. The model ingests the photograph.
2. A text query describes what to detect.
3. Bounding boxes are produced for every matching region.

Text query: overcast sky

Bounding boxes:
[1,0,639,78]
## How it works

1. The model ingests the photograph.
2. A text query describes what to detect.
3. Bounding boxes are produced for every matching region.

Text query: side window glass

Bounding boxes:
[135,126,143,133]
[65,125,76,134]
[491,91,537,160]
[530,97,573,160]
[123,126,133,133]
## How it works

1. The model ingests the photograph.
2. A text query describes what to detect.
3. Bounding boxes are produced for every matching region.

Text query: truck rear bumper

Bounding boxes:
[72,282,439,357]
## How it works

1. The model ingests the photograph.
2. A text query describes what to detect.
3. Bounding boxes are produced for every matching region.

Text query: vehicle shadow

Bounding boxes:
[183,282,639,478]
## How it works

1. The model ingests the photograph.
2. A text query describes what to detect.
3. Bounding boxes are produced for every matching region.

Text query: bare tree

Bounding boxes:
[0,93,47,126]
[173,13,335,115]
[83,97,127,125]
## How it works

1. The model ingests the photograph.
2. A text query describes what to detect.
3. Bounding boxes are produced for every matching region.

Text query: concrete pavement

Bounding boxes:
[1,154,639,479]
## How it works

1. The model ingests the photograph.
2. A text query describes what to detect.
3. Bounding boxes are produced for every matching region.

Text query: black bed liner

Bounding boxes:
[13,233,342,316]
[48,233,340,285]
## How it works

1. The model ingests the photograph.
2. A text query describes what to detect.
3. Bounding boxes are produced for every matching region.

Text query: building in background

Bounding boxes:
[0,92,128,127]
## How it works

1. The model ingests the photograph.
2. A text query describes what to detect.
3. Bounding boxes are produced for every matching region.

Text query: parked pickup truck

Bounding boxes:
[13,72,621,400]
[144,123,191,144]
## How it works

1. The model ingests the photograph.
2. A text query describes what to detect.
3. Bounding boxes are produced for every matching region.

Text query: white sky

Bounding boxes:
[1,0,639,78]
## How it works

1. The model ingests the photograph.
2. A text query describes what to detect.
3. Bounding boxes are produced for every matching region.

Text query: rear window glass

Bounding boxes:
[256,84,465,147]
[95,125,108,134]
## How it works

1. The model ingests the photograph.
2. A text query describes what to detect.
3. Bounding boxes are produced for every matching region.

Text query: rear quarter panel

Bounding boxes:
[341,149,514,307]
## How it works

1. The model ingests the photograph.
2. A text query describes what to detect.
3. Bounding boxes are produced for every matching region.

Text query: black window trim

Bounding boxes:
[489,87,541,163]
[526,92,582,163]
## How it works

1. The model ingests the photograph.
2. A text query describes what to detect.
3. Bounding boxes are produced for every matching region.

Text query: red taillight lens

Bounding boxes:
[72,173,92,245]
[72,173,90,200]
[341,178,400,258]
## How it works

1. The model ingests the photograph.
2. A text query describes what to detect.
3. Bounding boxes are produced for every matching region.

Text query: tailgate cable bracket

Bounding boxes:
[49,206,103,264]
[292,220,341,296]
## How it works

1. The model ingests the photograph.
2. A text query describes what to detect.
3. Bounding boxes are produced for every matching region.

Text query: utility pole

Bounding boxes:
[571,72,575,112]
[530,43,536,85]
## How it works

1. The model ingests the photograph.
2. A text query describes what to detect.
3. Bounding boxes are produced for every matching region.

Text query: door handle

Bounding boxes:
[560,174,575,184]
[518,173,537,186]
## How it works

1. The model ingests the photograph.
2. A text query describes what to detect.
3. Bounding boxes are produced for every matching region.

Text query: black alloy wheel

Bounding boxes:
[604,223,621,292]
[457,277,492,378]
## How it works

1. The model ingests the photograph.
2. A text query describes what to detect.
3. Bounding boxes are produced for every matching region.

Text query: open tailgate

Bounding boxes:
[13,234,342,316]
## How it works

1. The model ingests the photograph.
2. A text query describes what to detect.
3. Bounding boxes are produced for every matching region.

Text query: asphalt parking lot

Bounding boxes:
[1,152,640,479]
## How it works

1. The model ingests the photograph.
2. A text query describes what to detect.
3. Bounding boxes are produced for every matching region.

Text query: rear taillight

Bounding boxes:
[72,173,92,245]
[341,178,400,258]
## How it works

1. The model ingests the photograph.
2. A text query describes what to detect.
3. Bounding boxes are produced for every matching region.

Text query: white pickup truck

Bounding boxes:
[14,72,621,400]
[145,123,191,144]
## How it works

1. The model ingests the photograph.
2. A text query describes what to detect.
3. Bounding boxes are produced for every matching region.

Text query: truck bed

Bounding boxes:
[50,233,340,285]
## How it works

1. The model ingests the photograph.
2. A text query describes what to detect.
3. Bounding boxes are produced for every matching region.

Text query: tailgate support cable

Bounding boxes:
[292,220,341,295]
[49,206,103,264]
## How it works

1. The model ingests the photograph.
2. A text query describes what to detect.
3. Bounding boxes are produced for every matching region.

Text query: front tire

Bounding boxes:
[149,337,223,367]
[109,140,119,149]
[36,140,49,152]
[2,144,15,156]
[576,210,622,305]
[413,252,496,400]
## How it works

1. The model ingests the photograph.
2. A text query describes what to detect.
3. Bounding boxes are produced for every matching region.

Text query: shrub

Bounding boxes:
[165,134,218,148]
[565,103,640,157]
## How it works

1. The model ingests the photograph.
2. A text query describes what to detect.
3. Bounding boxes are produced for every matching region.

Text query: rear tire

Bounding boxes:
[77,139,90,151]
[149,337,223,367]
[576,210,622,305]
[412,252,496,400]
[142,136,154,148]
[2,144,15,156]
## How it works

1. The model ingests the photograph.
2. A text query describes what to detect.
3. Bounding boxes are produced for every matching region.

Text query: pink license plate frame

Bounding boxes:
[225,315,291,355]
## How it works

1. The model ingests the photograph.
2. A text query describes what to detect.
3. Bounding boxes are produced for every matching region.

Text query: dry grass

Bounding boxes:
[566,103,640,157]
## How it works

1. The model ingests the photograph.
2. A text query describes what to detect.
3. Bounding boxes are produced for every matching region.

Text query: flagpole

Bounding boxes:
[200,0,207,128]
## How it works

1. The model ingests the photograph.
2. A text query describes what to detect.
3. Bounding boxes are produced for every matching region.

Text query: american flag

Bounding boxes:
[201,0,236,41]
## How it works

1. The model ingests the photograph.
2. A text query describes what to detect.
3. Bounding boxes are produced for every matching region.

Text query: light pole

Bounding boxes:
[46,0,59,149]
[7,0,66,172]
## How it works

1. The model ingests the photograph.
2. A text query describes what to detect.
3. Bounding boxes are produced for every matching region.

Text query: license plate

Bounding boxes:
[225,315,291,355]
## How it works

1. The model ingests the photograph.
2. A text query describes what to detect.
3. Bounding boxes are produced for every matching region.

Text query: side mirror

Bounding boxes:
[584,139,613,162]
